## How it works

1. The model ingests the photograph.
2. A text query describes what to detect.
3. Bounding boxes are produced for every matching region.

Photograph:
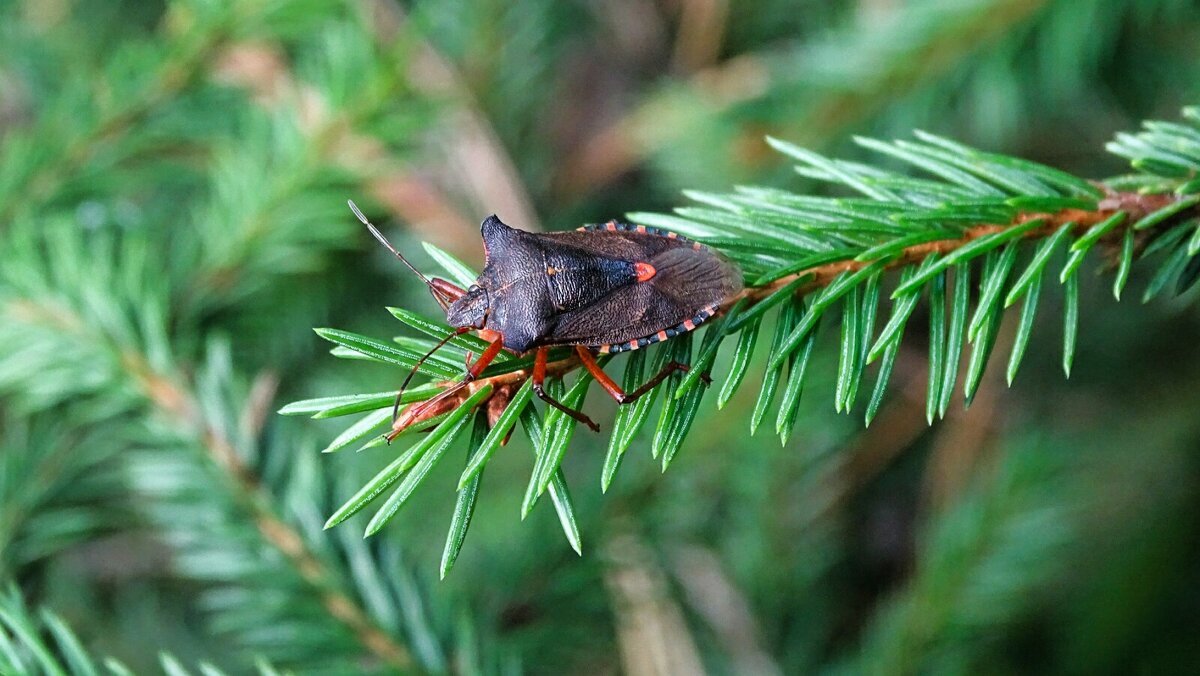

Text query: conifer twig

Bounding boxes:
[405,189,1192,404]
[298,108,1200,568]
[124,352,415,670]
[1,6,235,224]
[739,189,1181,305]
[11,300,413,669]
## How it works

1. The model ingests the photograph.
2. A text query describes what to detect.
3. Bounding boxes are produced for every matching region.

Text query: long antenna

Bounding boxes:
[349,200,447,300]
[389,326,471,427]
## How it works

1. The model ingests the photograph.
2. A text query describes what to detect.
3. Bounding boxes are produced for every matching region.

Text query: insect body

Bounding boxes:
[350,202,742,436]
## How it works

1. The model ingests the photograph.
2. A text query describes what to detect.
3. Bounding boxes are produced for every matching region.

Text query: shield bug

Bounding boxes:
[349,201,743,437]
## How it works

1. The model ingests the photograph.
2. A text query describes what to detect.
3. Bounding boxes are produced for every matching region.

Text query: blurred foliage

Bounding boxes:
[2,0,1200,674]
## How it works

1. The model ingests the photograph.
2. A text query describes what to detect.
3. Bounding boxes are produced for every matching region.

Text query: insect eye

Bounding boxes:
[468,284,481,294]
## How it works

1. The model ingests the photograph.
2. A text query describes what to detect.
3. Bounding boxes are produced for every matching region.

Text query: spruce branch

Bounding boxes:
[127,346,414,670]
[0,583,289,676]
[0,0,349,225]
[175,21,438,325]
[3,2,1198,670]
[4,7,496,653]
[294,106,1200,571]
[2,292,415,670]
[0,223,483,671]
[0,415,129,575]
[837,404,1200,674]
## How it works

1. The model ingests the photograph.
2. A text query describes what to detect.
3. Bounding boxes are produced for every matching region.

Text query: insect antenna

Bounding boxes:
[392,326,471,424]
[349,199,453,308]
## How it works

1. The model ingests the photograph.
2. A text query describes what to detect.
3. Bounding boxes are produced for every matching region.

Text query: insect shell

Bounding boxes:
[352,200,744,437]
[447,215,743,354]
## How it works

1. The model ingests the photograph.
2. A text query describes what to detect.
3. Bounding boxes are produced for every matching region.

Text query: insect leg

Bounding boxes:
[623,361,698,401]
[390,326,470,425]
[466,337,504,379]
[386,331,497,442]
[575,345,701,404]
[574,345,629,402]
[533,347,600,432]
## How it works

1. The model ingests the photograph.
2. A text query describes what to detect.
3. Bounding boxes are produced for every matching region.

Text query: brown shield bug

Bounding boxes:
[349,201,742,437]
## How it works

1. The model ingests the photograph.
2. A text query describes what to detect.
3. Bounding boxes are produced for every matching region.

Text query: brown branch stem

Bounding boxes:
[738,189,1178,305]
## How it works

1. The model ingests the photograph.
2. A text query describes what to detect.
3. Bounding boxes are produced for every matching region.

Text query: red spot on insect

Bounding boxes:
[635,225,647,233]
[599,345,611,354]
[634,262,656,282]
[667,232,678,239]
[692,242,702,250]
[628,340,639,350]
[606,221,618,231]
[656,330,668,341]
[683,319,696,331]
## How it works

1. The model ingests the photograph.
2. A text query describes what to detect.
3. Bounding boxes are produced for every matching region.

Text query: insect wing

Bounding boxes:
[544,233,741,349]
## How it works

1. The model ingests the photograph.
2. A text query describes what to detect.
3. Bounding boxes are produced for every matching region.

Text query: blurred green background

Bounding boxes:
[3,0,1200,673]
